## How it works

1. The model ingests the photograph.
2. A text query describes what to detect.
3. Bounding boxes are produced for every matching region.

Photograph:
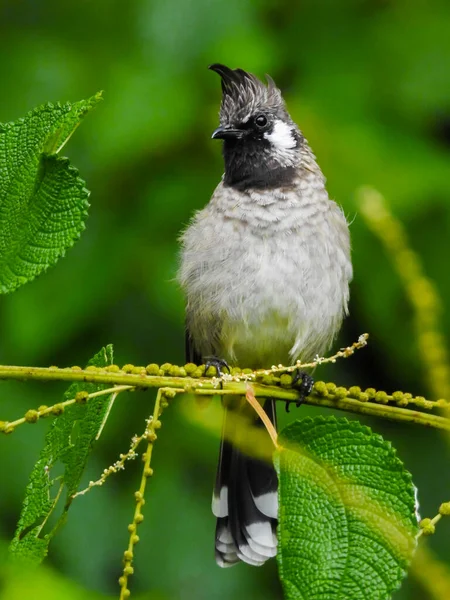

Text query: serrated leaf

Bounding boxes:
[274,416,419,600]
[9,345,114,564]
[0,93,102,294]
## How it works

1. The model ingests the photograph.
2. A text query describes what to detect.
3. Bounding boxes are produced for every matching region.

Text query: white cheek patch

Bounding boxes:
[264,119,297,150]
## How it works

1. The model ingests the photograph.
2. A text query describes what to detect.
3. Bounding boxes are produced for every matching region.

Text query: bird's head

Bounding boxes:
[209,64,302,190]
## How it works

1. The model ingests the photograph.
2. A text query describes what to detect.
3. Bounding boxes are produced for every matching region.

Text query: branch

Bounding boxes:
[1,368,449,434]
[1,336,449,433]
[0,335,370,390]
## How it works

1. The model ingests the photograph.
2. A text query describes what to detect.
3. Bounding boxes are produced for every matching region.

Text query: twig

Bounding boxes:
[118,387,170,599]
[213,334,369,384]
[0,385,133,434]
[72,429,145,498]
[418,502,450,537]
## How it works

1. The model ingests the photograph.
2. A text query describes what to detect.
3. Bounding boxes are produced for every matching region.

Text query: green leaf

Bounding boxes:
[274,416,419,600]
[9,345,114,564]
[0,93,102,294]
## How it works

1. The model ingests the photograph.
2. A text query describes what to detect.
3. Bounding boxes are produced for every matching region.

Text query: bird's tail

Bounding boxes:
[212,399,278,567]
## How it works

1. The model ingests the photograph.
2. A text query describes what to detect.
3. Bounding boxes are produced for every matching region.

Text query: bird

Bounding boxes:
[177,64,352,567]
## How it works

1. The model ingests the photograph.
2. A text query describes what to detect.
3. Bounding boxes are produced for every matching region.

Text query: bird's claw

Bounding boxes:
[285,371,314,413]
[204,356,230,378]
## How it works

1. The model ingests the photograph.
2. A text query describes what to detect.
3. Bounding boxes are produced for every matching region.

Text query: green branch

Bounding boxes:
[1,363,449,433]
[119,387,167,599]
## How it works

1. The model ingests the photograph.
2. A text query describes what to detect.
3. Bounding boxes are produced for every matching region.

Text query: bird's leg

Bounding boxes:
[204,356,230,378]
[285,371,314,413]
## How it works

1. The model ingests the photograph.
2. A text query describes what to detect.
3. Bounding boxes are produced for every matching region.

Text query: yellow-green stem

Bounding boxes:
[2,385,132,432]
[1,365,450,433]
[119,388,164,599]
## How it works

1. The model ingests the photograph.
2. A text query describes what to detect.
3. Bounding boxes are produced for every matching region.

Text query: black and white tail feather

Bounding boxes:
[186,331,278,567]
[212,400,278,567]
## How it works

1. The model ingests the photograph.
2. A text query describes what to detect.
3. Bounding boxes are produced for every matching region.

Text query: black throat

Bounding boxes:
[222,138,298,191]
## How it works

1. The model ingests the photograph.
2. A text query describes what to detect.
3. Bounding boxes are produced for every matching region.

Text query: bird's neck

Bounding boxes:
[222,141,299,191]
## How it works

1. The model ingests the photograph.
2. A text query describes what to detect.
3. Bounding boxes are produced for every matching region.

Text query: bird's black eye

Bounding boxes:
[254,114,268,128]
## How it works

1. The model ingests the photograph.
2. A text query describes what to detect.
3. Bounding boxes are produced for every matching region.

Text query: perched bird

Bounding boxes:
[178,64,352,567]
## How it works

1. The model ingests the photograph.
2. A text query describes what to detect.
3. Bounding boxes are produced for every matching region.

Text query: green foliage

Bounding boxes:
[1,559,104,600]
[9,345,114,564]
[275,417,419,600]
[0,93,101,294]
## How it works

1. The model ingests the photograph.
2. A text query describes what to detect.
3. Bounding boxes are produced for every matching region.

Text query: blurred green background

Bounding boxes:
[1,0,450,598]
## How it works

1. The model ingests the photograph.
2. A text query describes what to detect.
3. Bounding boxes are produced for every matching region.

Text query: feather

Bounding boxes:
[214,399,278,567]
[185,328,202,365]
[208,63,286,128]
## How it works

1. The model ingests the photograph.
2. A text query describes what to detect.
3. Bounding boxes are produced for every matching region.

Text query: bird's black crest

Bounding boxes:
[209,63,285,125]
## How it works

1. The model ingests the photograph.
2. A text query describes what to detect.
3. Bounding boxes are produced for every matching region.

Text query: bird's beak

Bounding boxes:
[211,126,243,140]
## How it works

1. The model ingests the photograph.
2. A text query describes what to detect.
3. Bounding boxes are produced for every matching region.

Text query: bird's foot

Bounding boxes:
[285,371,314,413]
[204,356,230,378]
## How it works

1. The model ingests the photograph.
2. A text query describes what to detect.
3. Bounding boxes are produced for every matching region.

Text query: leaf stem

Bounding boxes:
[245,385,278,448]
